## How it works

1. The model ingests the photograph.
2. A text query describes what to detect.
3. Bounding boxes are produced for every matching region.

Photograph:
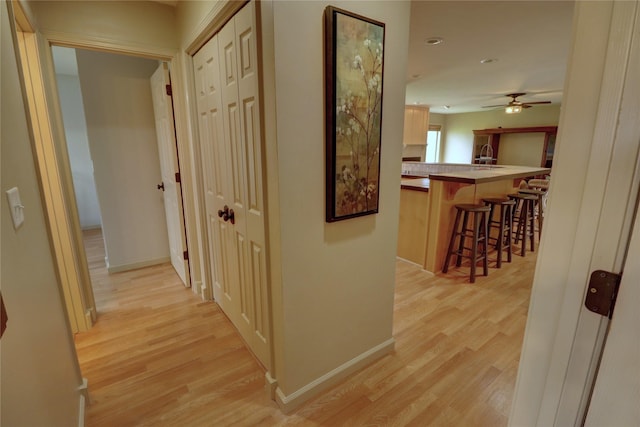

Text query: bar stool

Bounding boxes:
[482,197,516,268]
[508,193,537,256]
[519,188,546,241]
[442,204,490,283]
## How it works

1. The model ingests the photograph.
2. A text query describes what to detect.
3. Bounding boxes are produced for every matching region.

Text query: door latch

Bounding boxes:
[584,270,621,318]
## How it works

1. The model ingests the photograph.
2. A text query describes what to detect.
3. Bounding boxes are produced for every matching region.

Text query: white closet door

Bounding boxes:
[193,0,269,367]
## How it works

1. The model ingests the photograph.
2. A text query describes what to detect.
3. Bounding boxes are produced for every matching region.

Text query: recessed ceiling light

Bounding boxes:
[443,105,451,109]
[425,37,444,46]
[480,58,498,64]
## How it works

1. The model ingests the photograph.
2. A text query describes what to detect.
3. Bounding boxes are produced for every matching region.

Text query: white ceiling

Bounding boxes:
[406,1,575,114]
[51,1,575,116]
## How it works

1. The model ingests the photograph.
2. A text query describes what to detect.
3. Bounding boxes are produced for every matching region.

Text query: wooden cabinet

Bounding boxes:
[472,132,500,164]
[403,106,430,145]
[472,126,558,167]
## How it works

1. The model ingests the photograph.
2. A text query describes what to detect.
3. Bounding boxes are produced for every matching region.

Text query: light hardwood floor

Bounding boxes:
[76,228,535,426]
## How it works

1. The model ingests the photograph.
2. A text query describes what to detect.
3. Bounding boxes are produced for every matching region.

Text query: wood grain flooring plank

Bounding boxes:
[76,229,536,426]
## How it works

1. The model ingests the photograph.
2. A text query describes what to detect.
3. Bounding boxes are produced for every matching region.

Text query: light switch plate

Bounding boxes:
[6,187,24,230]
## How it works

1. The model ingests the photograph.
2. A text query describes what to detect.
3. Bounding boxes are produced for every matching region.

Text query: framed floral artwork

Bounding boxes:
[324,6,385,222]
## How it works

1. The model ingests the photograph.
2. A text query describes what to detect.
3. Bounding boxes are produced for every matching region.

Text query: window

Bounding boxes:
[425,124,441,163]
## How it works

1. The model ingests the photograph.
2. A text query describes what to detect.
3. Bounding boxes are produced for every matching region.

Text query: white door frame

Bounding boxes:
[19,22,207,302]
[11,2,96,333]
[510,1,640,425]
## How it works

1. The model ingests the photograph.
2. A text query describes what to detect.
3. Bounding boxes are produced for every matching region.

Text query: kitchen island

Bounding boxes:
[397,164,550,273]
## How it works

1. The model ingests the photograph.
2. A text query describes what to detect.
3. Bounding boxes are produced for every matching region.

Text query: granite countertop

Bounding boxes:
[427,165,550,184]
[400,177,430,192]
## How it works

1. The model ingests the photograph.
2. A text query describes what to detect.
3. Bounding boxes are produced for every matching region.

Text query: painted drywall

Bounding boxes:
[31,0,178,53]
[271,0,409,396]
[1,2,83,424]
[176,0,218,46]
[175,0,409,402]
[497,133,546,166]
[76,49,170,271]
[54,56,102,229]
[442,104,561,163]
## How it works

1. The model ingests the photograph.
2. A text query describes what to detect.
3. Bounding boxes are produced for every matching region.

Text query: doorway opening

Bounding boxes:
[50,46,191,317]
[424,125,441,163]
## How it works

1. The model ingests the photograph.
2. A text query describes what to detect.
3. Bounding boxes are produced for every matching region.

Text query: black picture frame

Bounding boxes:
[325,6,385,222]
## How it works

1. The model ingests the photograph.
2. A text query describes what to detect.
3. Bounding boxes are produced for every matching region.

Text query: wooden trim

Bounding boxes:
[473,126,558,135]
[15,30,94,333]
[183,0,248,55]
[11,1,33,32]
[42,30,175,60]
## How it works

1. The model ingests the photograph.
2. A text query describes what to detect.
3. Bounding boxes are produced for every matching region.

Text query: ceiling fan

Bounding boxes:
[482,93,552,113]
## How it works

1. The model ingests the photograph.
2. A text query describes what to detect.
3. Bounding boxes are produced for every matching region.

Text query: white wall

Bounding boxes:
[1,2,84,424]
[497,132,546,166]
[442,104,561,163]
[31,0,178,52]
[54,57,102,229]
[270,0,409,398]
[76,49,169,271]
[174,0,410,407]
[402,144,425,160]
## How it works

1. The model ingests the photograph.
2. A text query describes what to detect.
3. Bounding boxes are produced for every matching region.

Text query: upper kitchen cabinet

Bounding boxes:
[403,106,430,145]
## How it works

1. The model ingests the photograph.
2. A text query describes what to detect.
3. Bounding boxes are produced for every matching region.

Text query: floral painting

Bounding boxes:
[325,7,385,222]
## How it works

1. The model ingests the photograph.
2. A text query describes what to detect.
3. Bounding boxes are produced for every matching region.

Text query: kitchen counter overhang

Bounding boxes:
[398,164,550,273]
[427,165,550,184]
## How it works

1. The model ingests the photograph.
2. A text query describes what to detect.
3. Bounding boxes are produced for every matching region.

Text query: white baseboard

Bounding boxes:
[195,281,209,300]
[265,371,278,400]
[275,338,395,413]
[77,377,89,426]
[78,394,85,427]
[107,257,170,274]
[395,256,435,276]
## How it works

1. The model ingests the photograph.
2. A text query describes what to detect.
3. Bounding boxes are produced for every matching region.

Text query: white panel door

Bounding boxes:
[228,0,270,365]
[150,63,189,286]
[584,203,640,425]
[193,1,269,367]
[193,35,234,315]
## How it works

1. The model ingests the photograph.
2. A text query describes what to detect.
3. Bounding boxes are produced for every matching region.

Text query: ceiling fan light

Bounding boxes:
[505,105,522,114]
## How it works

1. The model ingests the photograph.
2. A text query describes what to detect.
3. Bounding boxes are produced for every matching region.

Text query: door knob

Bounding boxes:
[217,205,235,224]
[157,182,165,191]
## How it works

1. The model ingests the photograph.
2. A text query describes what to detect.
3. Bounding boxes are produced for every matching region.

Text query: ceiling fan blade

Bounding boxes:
[522,101,552,105]
[482,104,508,108]
[522,104,533,109]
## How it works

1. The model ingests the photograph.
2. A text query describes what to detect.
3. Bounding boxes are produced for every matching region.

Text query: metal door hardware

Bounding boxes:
[217,205,235,224]
[584,270,622,318]
[157,182,165,191]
